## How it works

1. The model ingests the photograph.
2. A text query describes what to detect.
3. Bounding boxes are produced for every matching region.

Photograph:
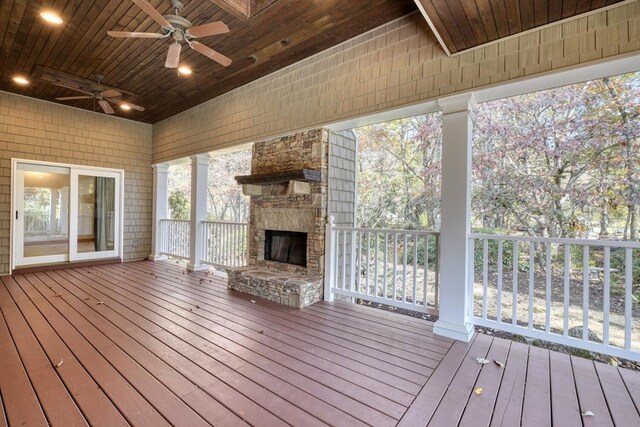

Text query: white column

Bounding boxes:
[187,154,209,272]
[49,189,58,233]
[149,163,169,261]
[433,93,477,342]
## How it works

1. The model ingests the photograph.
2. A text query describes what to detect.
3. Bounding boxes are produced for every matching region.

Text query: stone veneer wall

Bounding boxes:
[248,128,328,278]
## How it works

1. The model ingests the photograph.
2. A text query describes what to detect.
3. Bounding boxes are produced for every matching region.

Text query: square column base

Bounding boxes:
[187,263,209,272]
[433,319,475,342]
[148,254,168,261]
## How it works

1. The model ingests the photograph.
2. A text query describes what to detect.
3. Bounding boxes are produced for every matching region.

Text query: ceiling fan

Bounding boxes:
[108,0,232,68]
[54,74,145,115]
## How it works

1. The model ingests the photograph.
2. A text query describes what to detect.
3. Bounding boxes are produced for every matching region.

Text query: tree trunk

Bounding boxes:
[599,206,609,238]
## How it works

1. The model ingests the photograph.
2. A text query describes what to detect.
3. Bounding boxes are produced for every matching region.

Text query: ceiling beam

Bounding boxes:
[412,0,451,56]
[209,0,249,20]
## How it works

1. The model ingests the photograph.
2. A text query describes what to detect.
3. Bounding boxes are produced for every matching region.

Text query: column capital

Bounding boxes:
[190,153,210,166]
[437,93,477,115]
[152,163,170,174]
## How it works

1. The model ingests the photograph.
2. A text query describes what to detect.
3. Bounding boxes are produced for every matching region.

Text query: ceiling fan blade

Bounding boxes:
[107,30,165,38]
[98,99,115,115]
[131,0,173,29]
[101,89,122,98]
[186,21,229,38]
[190,41,232,67]
[165,43,181,68]
[56,96,93,101]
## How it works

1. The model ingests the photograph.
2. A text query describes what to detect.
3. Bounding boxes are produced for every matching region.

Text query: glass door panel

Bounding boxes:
[14,163,70,266]
[70,170,120,261]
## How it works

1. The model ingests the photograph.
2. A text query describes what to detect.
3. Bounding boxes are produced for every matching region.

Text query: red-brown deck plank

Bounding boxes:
[427,333,493,426]
[594,362,640,426]
[489,341,529,427]
[7,275,171,427]
[65,267,400,425]
[1,277,128,427]
[397,338,476,426]
[521,345,551,427]
[121,263,434,386]
[0,310,48,427]
[111,262,444,371]
[1,260,639,427]
[458,336,511,427]
[620,367,640,414]
[572,356,614,427]
[549,351,581,427]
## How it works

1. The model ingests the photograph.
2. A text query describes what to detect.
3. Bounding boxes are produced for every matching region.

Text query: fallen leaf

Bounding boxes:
[494,360,505,368]
[83,297,91,301]
[250,300,257,304]
[96,301,105,305]
[581,411,595,417]
[196,305,200,309]
[474,387,483,395]
[259,330,264,334]
[476,357,491,364]
[54,359,64,368]
[53,294,62,298]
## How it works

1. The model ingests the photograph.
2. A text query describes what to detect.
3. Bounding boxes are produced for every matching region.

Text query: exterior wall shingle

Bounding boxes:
[153,3,640,164]
[0,92,153,274]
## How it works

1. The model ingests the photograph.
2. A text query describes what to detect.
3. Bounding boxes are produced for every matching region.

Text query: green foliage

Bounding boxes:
[168,190,190,220]
[401,236,439,267]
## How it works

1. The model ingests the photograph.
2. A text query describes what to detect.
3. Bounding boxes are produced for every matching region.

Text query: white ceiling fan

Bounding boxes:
[55,74,145,115]
[108,0,232,68]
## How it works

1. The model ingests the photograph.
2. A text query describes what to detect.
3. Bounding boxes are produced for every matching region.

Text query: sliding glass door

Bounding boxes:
[12,160,123,269]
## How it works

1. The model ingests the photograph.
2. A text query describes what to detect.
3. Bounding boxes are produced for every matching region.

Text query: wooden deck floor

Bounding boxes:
[0,261,638,426]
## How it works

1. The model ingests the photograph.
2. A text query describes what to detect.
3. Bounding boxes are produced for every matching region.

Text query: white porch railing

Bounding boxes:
[159,219,190,259]
[470,233,640,361]
[325,217,440,315]
[202,221,248,267]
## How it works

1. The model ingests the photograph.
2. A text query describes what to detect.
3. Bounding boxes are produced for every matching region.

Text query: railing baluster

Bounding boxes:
[624,248,632,351]
[512,240,518,326]
[528,242,534,330]
[383,233,388,299]
[393,233,398,302]
[563,244,571,337]
[482,239,488,320]
[545,242,551,334]
[342,230,347,291]
[412,234,418,306]
[356,231,362,293]
[603,246,610,346]
[374,232,379,298]
[402,233,408,303]
[497,240,503,323]
[423,234,428,308]
[434,234,439,310]
[365,231,371,295]
[583,245,589,341]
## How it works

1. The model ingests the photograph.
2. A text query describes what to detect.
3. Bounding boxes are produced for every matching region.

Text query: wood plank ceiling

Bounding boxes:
[0,0,627,123]
[414,0,625,55]
[0,0,417,123]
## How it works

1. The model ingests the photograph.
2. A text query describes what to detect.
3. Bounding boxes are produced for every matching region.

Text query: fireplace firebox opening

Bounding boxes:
[264,230,307,267]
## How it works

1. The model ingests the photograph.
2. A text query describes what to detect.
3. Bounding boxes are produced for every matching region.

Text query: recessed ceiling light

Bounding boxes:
[120,103,132,111]
[12,75,30,85]
[178,66,192,76]
[40,11,63,25]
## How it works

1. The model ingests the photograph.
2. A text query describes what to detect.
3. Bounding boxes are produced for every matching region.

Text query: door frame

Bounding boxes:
[11,158,125,271]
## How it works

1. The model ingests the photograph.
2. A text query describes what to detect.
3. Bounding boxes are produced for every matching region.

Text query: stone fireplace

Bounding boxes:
[225,129,328,308]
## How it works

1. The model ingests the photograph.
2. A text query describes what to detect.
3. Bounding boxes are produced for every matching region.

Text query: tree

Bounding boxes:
[168,190,190,220]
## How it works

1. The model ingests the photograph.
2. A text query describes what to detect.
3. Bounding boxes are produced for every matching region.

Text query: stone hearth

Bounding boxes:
[227,129,328,308]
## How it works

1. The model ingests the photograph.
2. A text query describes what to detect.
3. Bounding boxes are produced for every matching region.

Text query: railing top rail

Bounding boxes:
[202,221,249,226]
[333,225,440,236]
[160,219,191,223]
[469,233,640,248]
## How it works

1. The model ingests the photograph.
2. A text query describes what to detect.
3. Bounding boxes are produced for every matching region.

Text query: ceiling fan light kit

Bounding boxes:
[108,0,232,69]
